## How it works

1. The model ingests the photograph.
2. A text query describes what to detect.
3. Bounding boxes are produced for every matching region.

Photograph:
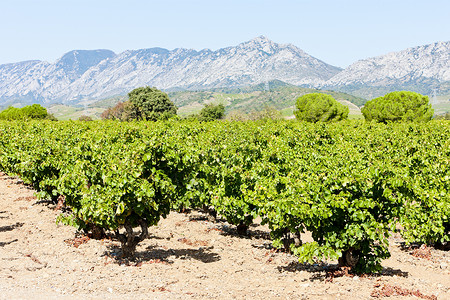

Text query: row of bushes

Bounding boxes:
[0,120,448,273]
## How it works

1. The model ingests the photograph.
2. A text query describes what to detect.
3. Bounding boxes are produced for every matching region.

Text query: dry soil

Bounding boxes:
[0,172,448,299]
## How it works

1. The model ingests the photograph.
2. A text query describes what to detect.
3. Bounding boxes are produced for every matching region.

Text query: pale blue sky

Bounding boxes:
[1,0,449,67]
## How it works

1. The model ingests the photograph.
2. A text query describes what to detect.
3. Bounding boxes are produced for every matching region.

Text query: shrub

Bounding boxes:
[101,101,137,121]
[435,112,450,120]
[78,115,93,121]
[0,104,51,120]
[198,103,225,122]
[361,91,433,123]
[294,93,348,122]
[101,102,126,120]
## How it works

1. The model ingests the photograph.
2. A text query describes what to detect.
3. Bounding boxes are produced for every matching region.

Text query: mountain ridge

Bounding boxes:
[0,37,449,108]
[0,36,341,107]
[323,41,450,99]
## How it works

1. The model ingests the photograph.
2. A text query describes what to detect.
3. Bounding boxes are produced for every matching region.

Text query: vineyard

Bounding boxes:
[0,119,449,275]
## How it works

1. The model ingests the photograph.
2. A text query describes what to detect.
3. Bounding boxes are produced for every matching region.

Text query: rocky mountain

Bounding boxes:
[0,50,116,106]
[2,38,448,108]
[323,41,450,99]
[0,37,341,107]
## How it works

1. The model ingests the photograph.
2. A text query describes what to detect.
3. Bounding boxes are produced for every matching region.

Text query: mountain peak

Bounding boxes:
[57,49,116,62]
[237,36,281,55]
[55,49,116,76]
[243,35,275,46]
[252,35,271,42]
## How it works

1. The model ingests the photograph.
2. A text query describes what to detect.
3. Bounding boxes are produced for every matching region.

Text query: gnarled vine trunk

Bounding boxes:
[281,228,302,252]
[338,248,359,268]
[236,221,248,235]
[115,219,148,257]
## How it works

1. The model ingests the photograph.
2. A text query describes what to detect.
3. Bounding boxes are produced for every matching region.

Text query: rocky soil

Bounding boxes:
[0,172,448,299]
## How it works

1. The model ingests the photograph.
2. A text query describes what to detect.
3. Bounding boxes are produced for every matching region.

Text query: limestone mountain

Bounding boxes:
[324,41,450,99]
[0,37,341,107]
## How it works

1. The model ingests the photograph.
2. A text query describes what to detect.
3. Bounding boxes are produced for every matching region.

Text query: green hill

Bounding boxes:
[170,80,366,118]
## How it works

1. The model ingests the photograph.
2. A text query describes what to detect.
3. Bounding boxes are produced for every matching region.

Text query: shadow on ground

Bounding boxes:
[0,222,23,232]
[0,239,18,247]
[102,237,221,266]
[277,260,409,281]
[216,224,271,240]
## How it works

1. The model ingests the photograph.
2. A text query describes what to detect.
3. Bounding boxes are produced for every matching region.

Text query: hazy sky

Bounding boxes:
[1,0,449,67]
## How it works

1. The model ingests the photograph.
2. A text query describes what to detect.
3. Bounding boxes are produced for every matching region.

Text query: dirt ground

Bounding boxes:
[0,172,449,299]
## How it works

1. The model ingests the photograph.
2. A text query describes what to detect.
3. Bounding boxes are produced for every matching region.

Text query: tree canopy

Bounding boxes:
[294,93,348,123]
[101,101,133,121]
[197,103,225,122]
[0,104,55,120]
[128,86,177,121]
[361,91,433,123]
[101,87,177,121]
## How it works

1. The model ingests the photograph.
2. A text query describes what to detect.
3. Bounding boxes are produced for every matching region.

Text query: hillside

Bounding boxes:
[57,81,361,120]
[46,81,365,120]
[169,81,366,117]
